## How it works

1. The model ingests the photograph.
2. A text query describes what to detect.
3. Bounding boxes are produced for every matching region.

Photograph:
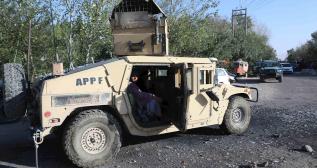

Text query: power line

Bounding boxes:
[245,0,258,8]
[248,0,266,9]
[254,0,275,10]
[249,0,275,10]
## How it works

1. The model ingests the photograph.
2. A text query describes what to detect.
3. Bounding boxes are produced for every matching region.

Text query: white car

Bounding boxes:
[280,63,294,74]
[215,68,235,84]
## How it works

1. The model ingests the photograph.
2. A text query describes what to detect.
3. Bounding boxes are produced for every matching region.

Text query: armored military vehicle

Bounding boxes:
[0,0,258,168]
[255,60,283,82]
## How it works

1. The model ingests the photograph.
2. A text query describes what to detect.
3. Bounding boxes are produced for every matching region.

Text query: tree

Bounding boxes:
[287,31,317,68]
[0,0,277,77]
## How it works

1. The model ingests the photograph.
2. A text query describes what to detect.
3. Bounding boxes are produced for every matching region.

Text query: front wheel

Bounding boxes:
[277,75,283,83]
[220,96,251,134]
[63,109,121,168]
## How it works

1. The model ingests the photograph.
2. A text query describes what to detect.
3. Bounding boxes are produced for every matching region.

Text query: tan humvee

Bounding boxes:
[0,1,258,168]
[40,55,257,168]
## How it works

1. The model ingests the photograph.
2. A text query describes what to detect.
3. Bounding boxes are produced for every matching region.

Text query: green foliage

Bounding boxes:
[287,31,317,68]
[159,0,276,65]
[0,0,276,78]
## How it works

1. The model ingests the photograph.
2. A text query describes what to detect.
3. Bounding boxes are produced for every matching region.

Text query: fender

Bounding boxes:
[207,84,258,102]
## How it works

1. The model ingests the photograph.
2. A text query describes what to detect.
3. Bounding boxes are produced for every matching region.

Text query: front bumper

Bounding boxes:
[260,72,282,79]
[283,70,293,74]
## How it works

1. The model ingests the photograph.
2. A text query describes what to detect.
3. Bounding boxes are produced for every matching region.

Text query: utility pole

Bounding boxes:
[231,8,248,37]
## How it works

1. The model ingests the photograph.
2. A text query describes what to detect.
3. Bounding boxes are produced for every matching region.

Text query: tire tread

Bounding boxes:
[221,96,251,134]
[63,109,121,168]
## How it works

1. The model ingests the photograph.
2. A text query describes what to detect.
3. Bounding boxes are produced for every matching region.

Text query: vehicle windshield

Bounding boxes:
[281,63,292,67]
[216,69,226,76]
[261,62,280,67]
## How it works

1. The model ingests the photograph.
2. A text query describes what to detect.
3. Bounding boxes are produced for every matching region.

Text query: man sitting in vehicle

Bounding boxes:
[127,71,162,122]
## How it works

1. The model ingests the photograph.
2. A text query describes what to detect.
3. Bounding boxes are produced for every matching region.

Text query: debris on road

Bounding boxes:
[164,145,173,150]
[271,134,282,138]
[257,161,269,167]
[302,145,314,153]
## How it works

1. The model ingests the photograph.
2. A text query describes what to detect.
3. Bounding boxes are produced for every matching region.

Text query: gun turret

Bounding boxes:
[110,0,169,56]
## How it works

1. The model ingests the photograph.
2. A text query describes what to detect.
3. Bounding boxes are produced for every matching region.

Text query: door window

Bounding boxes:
[205,70,212,84]
[200,70,205,84]
[199,69,214,91]
[186,69,192,91]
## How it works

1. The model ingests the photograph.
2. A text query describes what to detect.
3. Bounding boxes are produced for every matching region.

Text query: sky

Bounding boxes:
[218,0,317,60]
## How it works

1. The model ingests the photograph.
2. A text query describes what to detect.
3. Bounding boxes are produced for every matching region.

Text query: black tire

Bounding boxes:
[220,96,251,134]
[259,76,265,82]
[2,63,27,119]
[278,76,283,83]
[63,109,121,168]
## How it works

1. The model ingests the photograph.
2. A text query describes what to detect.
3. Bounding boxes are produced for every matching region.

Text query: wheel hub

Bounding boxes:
[81,127,107,154]
[232,108,243,123]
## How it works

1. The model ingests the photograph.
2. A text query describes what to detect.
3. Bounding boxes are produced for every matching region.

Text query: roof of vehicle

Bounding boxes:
[262,60,279,63]
[63,56,217,76]
[233,60,248,64]
[111,0,166,18]
[123,56,217,64]
[66,58,119,75]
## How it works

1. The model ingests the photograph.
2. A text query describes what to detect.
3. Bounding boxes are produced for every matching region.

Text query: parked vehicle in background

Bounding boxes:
[233,59,249,77]
[225,69,236,83]
[256,60,283,82]
[289,61,300,72]
[216,68,235,84]
[280,63,294,74]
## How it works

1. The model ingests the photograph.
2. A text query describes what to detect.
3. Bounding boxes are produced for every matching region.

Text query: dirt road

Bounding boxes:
[0,75,316,168]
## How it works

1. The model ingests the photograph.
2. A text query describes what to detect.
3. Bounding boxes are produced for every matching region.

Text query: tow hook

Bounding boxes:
[33,130,44,168]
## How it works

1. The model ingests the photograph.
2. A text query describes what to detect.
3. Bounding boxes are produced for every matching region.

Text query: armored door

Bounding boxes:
[186,64,215,124]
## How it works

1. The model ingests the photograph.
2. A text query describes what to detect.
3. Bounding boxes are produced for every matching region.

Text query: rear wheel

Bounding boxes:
[63,109,121,168]
[220,96,251,134]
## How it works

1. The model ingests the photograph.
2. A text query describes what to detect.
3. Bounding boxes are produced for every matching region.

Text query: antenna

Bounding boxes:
[49,0,59,62]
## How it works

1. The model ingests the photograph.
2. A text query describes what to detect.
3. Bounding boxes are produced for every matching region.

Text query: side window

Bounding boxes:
[174,68,182,88]
[199,70,205,84]
[186,69,192,91]
[199,70,212,84]
[194,64,215,93]
[158,69,168,77]
[205,70,212,84]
